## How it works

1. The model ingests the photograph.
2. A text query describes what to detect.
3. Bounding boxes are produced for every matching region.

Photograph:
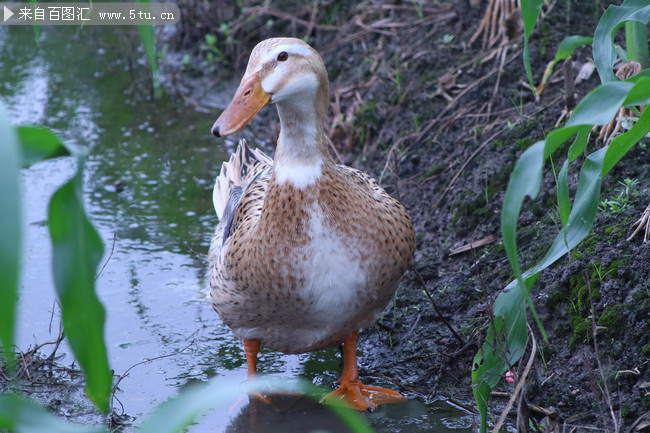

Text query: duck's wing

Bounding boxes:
[211,139,272,247]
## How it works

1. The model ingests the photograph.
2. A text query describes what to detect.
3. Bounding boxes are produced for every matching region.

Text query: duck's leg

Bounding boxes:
[322,331,406,411]
[244,339,272,404]
[244,339,261,377]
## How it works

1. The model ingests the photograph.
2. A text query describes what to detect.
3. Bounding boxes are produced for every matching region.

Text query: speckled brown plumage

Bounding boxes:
[209,148,415,353]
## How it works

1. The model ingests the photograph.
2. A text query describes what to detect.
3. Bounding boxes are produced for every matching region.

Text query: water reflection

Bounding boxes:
[191,392,474,433]
[224,396,355,433]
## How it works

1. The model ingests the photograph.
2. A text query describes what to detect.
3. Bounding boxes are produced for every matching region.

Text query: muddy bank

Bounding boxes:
[174,0,649,430]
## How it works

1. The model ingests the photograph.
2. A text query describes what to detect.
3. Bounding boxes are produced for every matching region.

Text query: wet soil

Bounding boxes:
[173,0,649,430]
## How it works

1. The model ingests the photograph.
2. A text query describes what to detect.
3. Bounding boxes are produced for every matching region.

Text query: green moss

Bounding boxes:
[620,404,631,418]
[569,316,590,347]
[642,343,650,357]
[597,303,626,332]
[515,137,535,149]
[418,165,445,180]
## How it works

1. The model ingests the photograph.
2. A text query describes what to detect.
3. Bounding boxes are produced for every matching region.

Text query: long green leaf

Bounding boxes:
[0,103,21,366]
[520,0,544,90]
[29,0,39,44]
[604,83,650,174]
[593,0,650,83]
[137,0,160,97]
[48,170,111,412]
[557,160,570,225]
[536,35,593,94]
[0,394,105,433]
[16,125,70,168]
[557,128,591,226]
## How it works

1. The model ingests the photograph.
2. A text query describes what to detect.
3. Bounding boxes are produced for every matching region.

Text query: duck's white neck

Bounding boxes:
[273,96,329,189]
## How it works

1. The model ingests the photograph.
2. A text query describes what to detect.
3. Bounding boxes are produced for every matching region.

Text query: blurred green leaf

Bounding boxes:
[48,170,111,412]
[16,125,70,168]
[0,103,20,366]
[29,0,39,44]
[137,0,160,97]
[593,0,650,83]
[137,377,374,433]
[0,394,105,433]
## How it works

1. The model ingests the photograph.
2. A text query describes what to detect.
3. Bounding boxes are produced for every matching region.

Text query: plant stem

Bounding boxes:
[625,21,649,69]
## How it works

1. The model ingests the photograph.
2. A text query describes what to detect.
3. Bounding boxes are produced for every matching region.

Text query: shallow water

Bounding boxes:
[3,25,475,432]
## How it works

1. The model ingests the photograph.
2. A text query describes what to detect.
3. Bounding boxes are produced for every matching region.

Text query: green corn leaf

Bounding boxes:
[557,128,590,226]
[557,160,570,225]
[0,103,21,366]
[604,81,650,175]
[0,394,105,433]
[625,21,649,68]
[48,169,111,412]
[521,0,544,90]
[536,35,593,94]
[622,74,650,106]
[475,76,650,433]
[567,81,635,126]
[16,125,70,168]
[593,0,650,83]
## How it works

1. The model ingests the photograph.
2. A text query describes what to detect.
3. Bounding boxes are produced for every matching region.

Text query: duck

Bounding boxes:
[208,37,416,411]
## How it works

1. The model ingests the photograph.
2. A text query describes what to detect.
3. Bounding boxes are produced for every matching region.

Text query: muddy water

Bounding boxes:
[3,25,474,432]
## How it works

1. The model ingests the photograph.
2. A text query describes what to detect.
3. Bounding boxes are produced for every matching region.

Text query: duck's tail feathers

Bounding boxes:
[212,139,273,219]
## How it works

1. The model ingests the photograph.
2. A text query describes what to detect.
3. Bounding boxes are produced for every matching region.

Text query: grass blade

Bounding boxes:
[48,170,111,412]
[0,103,21,366]
[137,0,160,98]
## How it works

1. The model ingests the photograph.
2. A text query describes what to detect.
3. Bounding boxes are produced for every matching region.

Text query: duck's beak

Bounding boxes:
[211,73,271,137]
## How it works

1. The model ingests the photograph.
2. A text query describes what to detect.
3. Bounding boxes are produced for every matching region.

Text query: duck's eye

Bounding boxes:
[277,51,288,62]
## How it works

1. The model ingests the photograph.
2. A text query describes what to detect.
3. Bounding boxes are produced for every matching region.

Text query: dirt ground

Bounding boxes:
[174,0,649,431]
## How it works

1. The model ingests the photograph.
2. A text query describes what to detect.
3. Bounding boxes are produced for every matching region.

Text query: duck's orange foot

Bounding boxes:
[322,380,406,411]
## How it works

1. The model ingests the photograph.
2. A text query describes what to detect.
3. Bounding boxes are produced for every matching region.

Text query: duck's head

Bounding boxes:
[212,37,329,137]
